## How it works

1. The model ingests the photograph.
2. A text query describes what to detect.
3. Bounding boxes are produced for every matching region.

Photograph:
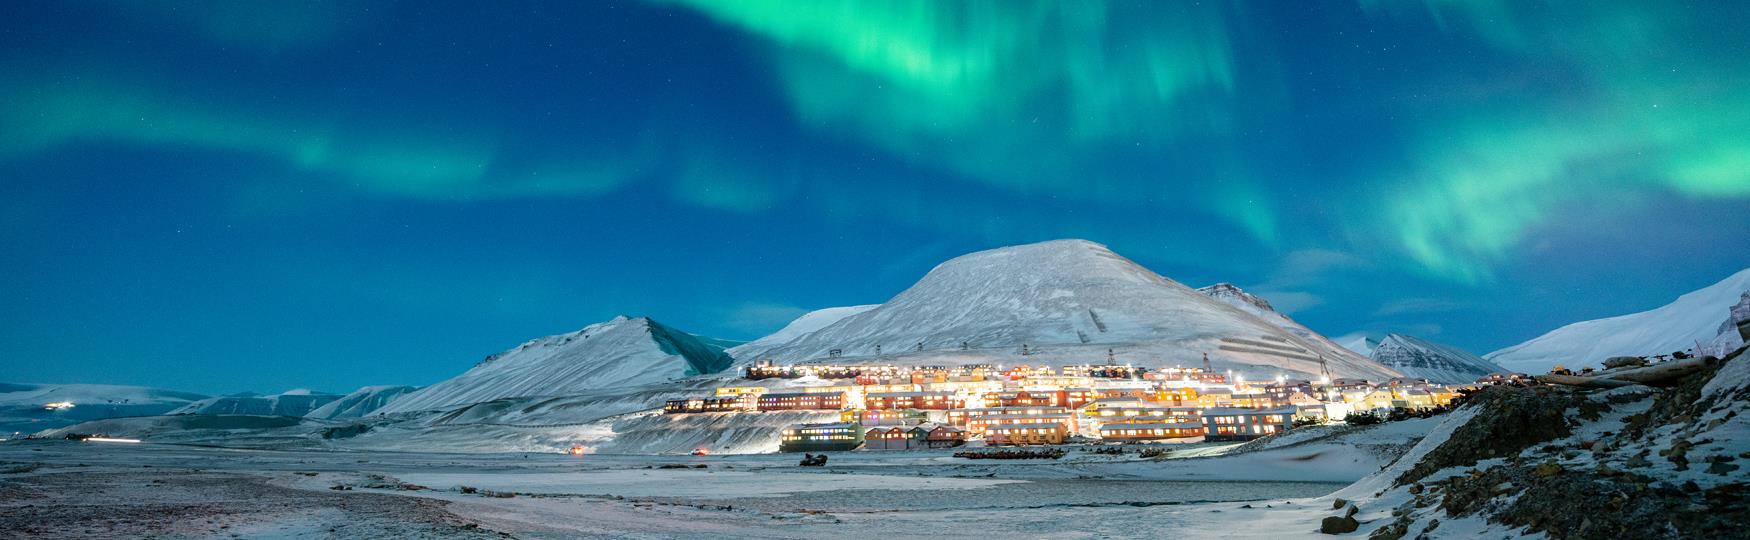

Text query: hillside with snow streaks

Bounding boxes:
[1487,267,1750,373]
[738,240,1399,380]
[380,316,736,414]
[1367,334,1505,384]
[305,385,418,419]
[1195,282,1372,373]
[171,389,341,417]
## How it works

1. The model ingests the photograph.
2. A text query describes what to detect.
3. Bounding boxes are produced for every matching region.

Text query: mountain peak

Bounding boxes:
[1369,333,1504,384]
[383,315,735,413]
[1197,283,1276,313]
[738,240,1398,380]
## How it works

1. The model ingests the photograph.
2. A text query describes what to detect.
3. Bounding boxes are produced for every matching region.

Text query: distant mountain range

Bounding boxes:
[172,389,342,417]
[0,383,208,433]
[379,239,1401,414]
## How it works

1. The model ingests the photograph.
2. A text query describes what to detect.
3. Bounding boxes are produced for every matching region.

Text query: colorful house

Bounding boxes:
[864,425,928,450]
[758,392,845,412]
[859,409,929,426]
[1098,421,1204,441]
[985,423,1067,446]
[1200,407,1295,441]
[663,396,744,414]
[925,425,969,448]
[866,391,959,410]
[779,422,864,452]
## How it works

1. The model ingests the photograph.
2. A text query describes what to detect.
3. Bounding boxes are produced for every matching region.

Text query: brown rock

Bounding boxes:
[1321,515,1360,534]
[1535,462,1564,477]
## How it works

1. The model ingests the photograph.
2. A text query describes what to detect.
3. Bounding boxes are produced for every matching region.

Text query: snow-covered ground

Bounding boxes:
[0,438,1364,538]
[1,411,1450,538]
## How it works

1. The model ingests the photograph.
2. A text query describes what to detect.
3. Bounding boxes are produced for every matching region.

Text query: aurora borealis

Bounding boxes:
[2,1,1746,393]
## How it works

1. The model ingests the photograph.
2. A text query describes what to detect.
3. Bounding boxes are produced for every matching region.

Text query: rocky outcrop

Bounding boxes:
[1394,385,1585,485]
[1374,348,1749,539]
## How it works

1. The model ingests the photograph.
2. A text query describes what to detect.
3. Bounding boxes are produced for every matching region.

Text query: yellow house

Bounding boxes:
[714,386,768,397]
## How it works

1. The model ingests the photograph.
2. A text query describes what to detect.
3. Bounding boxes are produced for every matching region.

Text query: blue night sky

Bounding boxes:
[3,1,1747,394]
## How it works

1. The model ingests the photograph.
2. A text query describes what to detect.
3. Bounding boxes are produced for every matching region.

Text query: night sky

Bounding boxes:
[3,1,1746,394]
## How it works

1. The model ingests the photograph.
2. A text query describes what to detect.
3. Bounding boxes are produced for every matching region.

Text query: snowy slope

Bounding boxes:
[727,305,878,359]
[380,316,736,414]
[1486,267,1750,373]
[0,383,208,433]
[1367,334,1505,384]
[736,240,1399,380]
[304,385,418,419]
[171,389,342,417]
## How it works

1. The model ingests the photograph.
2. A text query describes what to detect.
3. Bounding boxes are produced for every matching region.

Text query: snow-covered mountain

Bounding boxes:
[1486,267,1750,373]
[171,389,341,417]
[0,383,208,433]
[728,305,878,359]
[380,316,736,414]
[1338,334,1379,357]
[735,240,1400,380]
[305,385,418,419]
[1366,334,1505,384]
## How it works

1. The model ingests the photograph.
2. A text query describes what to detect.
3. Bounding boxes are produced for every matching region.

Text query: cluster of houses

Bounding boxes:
[669,358,1480,452]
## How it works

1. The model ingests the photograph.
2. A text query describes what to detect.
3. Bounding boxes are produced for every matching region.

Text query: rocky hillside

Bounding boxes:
[1329,344,1749,539]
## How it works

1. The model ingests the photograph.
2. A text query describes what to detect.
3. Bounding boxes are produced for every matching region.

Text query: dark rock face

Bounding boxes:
[1395,385,1580,485]
[1434,464,1748,540]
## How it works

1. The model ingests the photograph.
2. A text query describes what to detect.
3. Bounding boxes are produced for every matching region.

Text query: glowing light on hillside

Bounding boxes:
[85,437,140,443]
[44,401,75,410]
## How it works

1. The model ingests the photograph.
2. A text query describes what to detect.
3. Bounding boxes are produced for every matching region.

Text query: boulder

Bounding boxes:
[1320,515,1360,534]
[1604,356,1649,369]
[1534,462,1564,477]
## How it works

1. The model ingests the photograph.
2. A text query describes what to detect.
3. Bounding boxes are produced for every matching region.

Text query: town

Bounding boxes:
[664,353,1505,453]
